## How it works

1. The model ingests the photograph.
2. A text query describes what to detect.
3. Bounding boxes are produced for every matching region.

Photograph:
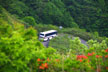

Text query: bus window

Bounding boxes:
[45,32,56,37]
[40,34,44,37]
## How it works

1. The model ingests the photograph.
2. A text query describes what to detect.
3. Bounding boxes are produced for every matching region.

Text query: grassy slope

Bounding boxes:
[0,7,26,30]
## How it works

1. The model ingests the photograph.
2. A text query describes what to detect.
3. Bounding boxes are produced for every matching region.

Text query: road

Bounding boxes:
[42,40,49,47]
[79,38,88,46]
[42,37,87,47]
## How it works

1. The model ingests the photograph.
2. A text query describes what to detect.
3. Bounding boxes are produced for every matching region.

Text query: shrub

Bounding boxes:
[0,19,57,72]
[60,28,102,41]
[22,16,37,27]
[49,34,71,53]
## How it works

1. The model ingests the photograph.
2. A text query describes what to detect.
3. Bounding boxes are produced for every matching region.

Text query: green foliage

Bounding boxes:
[0,1,108,72]
[0,10,57,72]
[49,34,71,53]
[2,0,78,28]
[23,27,37,40]
[44,47,56,57]
[1,0,107,36]
[49,37,108,72]
[0,26,36,72]
[64,0,108,36]
[49,34,88,55]
[0,6,2,13]
[8,0,29,17]
[70,37,87,54]
[0,0,13,8]
[22,16,37,27]
[59,28,105,42]
[98,0,105,8]
[60,28,94,41]
[35,24,59,33]
[0,18,13,37]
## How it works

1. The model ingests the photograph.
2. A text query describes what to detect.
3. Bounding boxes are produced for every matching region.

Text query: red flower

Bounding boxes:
[77,55,88,60]
[56,59,60,62]
[47,58,50,62]
[77,55,83,59]
[44,63,48,69]
[39,66,44,69]
[37,58,41,62]
[106,67,108,70]
[105,55,108,58]
[77,55,81,59]
[105,48,108,52]
[41,63,48,69]
[88,53,93,56]
[79,59,83,62]
[96,55,99,58]
[82,55,88,59]
[96,55,102,58]
[105,49,108,52]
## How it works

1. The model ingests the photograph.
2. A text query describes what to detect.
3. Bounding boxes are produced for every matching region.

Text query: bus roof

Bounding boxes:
[40,30,57,34]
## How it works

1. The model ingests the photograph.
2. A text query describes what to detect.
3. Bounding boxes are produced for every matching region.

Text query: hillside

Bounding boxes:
[0,7,55,72]
[0,0,108,36]
[0,0,108,72]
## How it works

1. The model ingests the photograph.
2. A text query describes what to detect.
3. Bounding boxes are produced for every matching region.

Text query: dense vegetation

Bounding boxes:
[0,0,108,36]
[0,0,108,72]
[0,8,57,72]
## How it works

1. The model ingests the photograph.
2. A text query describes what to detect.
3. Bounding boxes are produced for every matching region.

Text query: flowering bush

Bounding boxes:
[0,15,108,72]
[0,21,57,72]
[39,39,108,72]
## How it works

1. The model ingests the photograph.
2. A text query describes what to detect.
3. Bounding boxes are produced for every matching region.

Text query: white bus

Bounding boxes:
[39,30,57,41]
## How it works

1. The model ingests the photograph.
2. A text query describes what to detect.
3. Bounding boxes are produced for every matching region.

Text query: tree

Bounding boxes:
[22,16,37,27]
[8,0,29,17]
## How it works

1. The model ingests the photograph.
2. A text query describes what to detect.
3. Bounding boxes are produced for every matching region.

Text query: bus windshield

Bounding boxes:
[45,32,57,37]
[40,34,44,37]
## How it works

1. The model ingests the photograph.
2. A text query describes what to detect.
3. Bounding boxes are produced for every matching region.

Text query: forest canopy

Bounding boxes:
[0,0,108,36]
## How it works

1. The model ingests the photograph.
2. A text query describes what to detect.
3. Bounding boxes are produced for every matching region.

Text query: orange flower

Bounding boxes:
[39,66,44,69]
[92,52,95,55]
[105,48,108,52]
[56,59,60,62]
[41,63,48,69]
[47,58,50,62]
[96,55,102,58]
[106,67,108,70]
[80,59,82,62]
[44,63,48,69]
[37,58,41,62]
[79,59,82,62]
[88,52,95,56]
[105,55,108,58]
